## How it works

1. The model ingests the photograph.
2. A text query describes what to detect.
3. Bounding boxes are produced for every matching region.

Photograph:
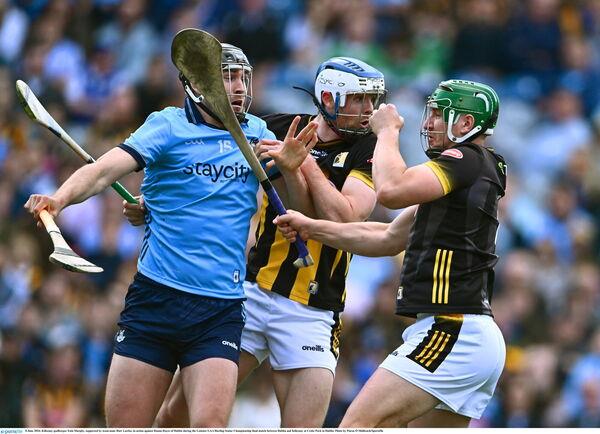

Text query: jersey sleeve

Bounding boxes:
[121,111,172,168]
[424,144,483,194]
[260,124,276,141]
[347,135,376,189]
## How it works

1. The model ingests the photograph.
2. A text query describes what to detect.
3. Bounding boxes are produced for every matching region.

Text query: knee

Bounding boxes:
[339,417,364,428]
[155,402,188,428]
[189,415,229,428]
[339,410,373,428]
[282,413,325,428]
[339,411,407,428]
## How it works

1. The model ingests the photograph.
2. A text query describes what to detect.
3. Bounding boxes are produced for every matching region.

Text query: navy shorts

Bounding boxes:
[113,272,245,373]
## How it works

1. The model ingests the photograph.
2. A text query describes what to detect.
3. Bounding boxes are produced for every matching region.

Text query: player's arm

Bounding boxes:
[370,104,445,209]
[25,148,139,219]
[256,116,318,214]
[275,205,417,257]
[300,156,376,222]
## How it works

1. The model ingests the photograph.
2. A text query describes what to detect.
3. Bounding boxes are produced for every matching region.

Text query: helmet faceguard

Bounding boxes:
[420,79,499,158]
[181,43,253,123]
[313,57,386,137]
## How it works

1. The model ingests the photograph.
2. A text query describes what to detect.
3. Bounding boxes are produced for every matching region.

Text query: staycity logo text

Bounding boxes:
[182,162,252,183]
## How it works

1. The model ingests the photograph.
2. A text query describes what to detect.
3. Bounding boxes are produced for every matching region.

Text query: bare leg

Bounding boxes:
[340,368,440,428]
[105,354,173,427]
[154,350,261,427]
[272,367,334,427]
[180,358,238,427]
[154,370,188,427]
[409,409,470,428]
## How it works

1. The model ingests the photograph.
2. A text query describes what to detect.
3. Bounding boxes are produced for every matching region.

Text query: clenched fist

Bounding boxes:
[369,103,404,136]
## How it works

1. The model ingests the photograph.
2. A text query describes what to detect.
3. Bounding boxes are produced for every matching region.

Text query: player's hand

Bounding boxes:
[257,116,318,172]
[370,103,404,136]
[123,195,146,226]
[24,194,63,228]
[273,210,313,243]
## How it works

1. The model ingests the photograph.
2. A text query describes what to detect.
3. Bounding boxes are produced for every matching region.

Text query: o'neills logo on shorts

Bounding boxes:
[222,340,239,350]
[302,344,325,352]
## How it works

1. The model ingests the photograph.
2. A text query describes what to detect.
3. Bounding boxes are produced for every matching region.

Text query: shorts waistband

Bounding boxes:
[416,313,491,320]
[134,272,244,302]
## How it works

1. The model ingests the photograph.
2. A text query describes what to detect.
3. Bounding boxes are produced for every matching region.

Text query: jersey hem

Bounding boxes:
[395,306,493,318]
[253,277,345,313]
[138,264,245,299]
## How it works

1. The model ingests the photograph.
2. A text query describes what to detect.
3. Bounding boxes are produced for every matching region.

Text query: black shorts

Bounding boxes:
[113,272,245,373]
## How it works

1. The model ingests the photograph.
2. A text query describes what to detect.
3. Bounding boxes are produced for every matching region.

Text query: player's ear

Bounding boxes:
[460,114,475,134]
[322,92,334,110]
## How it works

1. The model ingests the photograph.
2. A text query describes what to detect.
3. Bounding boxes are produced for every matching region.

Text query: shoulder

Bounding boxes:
[142,106,184,128]
[444,143,484,158]
[244,112,268,128]
[348,132,376,157]
[261,113,312,139]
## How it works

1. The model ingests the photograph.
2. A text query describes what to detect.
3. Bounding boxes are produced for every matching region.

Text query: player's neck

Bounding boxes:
[199,107,225,129]
[316,115,342,142]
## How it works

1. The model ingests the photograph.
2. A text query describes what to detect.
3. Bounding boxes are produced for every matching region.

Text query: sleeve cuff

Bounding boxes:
[425,161,451,195]
[348,169,374,190]
[118,143,146,172]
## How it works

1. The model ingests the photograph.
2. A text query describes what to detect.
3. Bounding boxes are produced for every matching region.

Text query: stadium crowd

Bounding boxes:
[0,0,599,427]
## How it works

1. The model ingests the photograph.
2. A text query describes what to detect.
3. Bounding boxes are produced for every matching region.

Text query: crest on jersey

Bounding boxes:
[333,152,349,168]
[308,280,319,295]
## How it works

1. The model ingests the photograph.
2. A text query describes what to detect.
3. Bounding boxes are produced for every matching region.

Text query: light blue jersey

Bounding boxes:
[120,99,275,298]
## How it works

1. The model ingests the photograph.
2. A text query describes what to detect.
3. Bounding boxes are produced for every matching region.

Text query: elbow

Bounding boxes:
[381,244,404,257]
[376,184,409,209]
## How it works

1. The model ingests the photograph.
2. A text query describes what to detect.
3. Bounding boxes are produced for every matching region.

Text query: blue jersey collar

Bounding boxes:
[184,96,204,125]
[184,97,249,127]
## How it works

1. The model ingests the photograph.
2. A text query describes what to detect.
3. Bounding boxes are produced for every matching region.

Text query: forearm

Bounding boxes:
[373,128,412,208]
[54,163,118,209]
[300,158,357,222]
[373,128,406,189]
[280,168,316,216]
[308,219,397,256]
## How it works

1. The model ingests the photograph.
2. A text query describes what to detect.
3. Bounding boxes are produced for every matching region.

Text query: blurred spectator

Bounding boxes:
[450,0,508,78]
[0,0,29,65]
[0,328,27,426]
[222,0,286,66]
[503,0,563,99]
[22,344,86,427]
[560,328,600,425]
[524,88,593,196]
[96,0,158,85]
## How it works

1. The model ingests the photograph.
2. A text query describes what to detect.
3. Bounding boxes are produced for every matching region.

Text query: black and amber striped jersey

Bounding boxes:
[246,113,376,312]
[396,143,507,317]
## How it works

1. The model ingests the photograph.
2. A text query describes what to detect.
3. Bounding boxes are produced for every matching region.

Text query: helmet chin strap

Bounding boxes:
[293,86,347,139]
[445,109,482,143]
[181,74,247,123]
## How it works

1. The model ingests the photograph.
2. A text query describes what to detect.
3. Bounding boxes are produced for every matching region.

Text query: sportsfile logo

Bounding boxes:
[182,162,252,183]
[302,344,325,352]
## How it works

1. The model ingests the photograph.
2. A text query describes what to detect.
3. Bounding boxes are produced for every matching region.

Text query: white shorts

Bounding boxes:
[241,281,341,375]
[379,313,505,419]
